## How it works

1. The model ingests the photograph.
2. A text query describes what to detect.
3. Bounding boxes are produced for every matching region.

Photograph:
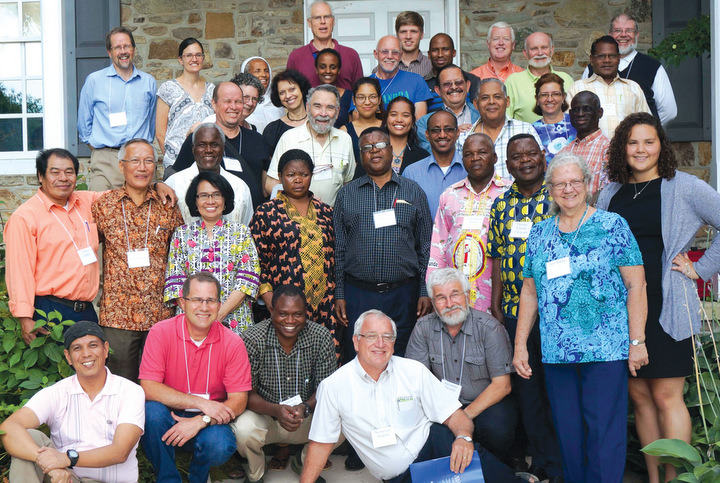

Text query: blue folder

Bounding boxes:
[409,450,485,482]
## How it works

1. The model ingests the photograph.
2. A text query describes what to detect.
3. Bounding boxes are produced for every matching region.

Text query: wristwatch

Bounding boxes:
[630,339,645,346]
[66,449,79,469]
[301,402,312,418]
[455,435,473,443]
[202,414,212,427]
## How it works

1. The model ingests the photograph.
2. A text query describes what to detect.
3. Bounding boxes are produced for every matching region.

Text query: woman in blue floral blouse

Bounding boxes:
[513,152,648,482]
[164,171,260,334]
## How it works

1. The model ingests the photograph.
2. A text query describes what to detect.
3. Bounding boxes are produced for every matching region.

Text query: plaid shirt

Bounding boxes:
[371,51,433,79]
[567,74,651,138]
[556,129,610,194]
[487,182,552,318]
[240,319,337,404]
[467,117,543,179]
[334,172,433,299]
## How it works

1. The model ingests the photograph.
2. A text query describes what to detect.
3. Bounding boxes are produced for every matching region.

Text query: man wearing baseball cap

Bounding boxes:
[0,321,145,482]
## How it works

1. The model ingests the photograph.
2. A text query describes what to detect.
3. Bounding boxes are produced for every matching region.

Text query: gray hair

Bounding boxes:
[307,0,332,18]
[118,138,157,164]
[524,32,554,52]
[426,268,471,299]
[610,13,639,33]
[230,72,265,97]
[476,77,507,99]
[353,309,397,337]
[192,122,226,145]
[545,152,592,214]
[307,84,340,106]
[487,21,515,43]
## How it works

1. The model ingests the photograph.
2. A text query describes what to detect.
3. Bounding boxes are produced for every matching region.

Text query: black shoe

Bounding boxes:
[547,477,564,483]
[344,449,365,471]
[528,465,548,481]
[509,456,529,473]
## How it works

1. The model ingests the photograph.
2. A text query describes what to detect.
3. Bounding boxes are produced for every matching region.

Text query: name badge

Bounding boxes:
[109,111,128,128]
[373,209,397,228]
[186,392,210,412]
[461,215,485,231]
[280,394,303,407]
[509,221,533,239]
[223,157,242,172]
[441,379,462,400]
[546,256,571,279]
[371,426,397,448]
[127,249,150,268]
[77,247,97,266]
[313,165,333,180]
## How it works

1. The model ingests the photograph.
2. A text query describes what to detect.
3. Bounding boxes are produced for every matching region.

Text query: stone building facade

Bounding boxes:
[0,0,711,221]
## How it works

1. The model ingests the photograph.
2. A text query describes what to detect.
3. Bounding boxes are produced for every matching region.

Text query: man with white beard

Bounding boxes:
[505,32,574,124]
[265,84,356,206]
[406,268,517,464]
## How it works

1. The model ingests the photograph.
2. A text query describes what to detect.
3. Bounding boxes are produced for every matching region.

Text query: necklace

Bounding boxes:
[633,179,653,199]
[287,112,307,122]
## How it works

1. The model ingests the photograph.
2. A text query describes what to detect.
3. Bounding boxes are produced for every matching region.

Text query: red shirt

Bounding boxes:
[139,315,251,401]
[286,39,364,89]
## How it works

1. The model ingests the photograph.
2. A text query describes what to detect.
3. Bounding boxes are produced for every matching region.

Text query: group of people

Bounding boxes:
[1,2,717,483]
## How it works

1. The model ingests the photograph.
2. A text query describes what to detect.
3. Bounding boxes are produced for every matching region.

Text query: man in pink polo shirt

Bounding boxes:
[139,271,252,483]
[0,321,145,482]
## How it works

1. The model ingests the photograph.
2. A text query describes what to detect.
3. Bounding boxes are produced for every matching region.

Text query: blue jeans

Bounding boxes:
[141,401,236,483]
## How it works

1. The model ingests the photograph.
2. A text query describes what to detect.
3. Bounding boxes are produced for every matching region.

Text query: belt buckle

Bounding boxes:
[73,301,86,312]
[377,282,391,293]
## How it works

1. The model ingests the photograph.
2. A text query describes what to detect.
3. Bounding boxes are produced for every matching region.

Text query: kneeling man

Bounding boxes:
[406,268,517,462]
[139,271,252,482]
[231,285,337,482]
[0,321,145,482]
[300,309,524,483]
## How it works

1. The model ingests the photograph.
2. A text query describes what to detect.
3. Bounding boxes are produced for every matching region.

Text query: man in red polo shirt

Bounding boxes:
[138,271,251,483]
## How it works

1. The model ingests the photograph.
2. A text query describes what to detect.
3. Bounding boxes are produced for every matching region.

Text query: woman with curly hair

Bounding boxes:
[597,112,720,483]
[263,69,312,158]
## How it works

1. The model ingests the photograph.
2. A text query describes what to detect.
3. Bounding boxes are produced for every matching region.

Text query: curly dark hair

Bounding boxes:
[270,69,311,108]
[605,112,677,183]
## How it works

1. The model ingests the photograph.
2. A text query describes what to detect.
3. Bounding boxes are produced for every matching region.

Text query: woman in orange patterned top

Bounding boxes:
[249,149,338,354]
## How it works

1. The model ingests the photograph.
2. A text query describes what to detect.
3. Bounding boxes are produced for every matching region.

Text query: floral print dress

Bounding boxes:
[164,218,260,334]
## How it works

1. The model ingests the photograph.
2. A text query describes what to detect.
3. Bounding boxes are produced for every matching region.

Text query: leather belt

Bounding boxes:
[346,275,415,294]
[40,295,91,313]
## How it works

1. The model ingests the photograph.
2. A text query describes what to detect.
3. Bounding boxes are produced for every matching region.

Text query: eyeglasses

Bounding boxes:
[309,14,334,22]
[121,158,155,166]
[569,105,597,114]
[183,297,220,306]
[432,290,467,305]
[592,53,620,60]
[550,180,585,190]
[611,28,637,35]
[428,127,458,135]
[183,53,205,59]
[196,192,223,201]
[378,49,402,57]
[111,44,134,52]
[490,36,512,43]
[441,80,466,90]
[538,92,563,99]
[357,333,396,343]
[243,95,260,104]
[360,141,389,152]
[355,94,379,104]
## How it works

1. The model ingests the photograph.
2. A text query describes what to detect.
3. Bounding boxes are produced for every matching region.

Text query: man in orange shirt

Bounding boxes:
[470,22,523,81]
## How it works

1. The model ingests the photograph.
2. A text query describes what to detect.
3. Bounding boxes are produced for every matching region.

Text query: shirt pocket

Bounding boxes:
[464,354,489,382]
[394,203,417,231]
[429,352,444,376]
[396,396,420,428]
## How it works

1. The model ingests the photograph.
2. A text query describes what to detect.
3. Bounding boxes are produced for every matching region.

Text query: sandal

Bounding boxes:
[268,445,290,471]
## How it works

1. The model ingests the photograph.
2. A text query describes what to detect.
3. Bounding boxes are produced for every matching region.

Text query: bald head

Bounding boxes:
[524,32,554,70]
[375,35,402,76]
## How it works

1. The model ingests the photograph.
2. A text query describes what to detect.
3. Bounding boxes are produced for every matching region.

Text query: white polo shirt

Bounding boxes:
[267,123,356,206]
[309,356,460,480]
[25,368,145,483]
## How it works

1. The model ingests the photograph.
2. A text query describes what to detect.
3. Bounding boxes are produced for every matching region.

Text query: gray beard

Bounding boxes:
[309,115,335,134]
[619,40,637,56]
[439,305,469,326]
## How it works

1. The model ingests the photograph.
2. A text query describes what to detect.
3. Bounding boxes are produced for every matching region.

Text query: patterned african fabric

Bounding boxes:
[164,218,260,334]
[523,209,643,363]
[92,186,184,331]
[428,174,511,312]
[249,194,339,354]
[487,182,552,319]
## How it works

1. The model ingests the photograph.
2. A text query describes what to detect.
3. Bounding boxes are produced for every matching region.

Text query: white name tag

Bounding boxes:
[546,256,571,279]
[373,209,397,228]
[441,379,462,400]
[313,165,333,180]
[127,249,150,268]
[186,393,210,412]
[280,394,303,407]
[223,157,242,172]
[371,426,397,448]
[77,247,97,266]
[109,111,128,127]
[509,221,533,239]
[461,215,485,231]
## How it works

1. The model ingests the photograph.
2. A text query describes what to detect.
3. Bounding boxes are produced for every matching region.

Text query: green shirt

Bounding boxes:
[505,67,575,124]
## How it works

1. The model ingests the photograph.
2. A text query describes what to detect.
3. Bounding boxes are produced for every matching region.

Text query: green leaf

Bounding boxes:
[44,343,61,363]
[19,380,41,390]
[676,474,699,483]
[23,350,38,369]
[2,333,14,353]
[643,439,703,463]
[52,324,64,339]
[48,310,62,322]
[32,319,46,331]
[8,351,21,367]
[28,336,44,349]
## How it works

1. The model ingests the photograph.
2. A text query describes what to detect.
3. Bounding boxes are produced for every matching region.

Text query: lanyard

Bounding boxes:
[310,131,334,170]
[182,321,212,396]
[40,195,92,251]
[554,203,589,254]
[121,199,151,251]
[440,330,467,382]
[373,183,399,212]
[379,72,398,98]
[274,348,300,402]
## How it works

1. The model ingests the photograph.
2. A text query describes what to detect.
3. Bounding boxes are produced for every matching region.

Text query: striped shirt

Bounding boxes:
[374,51,433,79]
[556,129,610,194]
[467,117,544,179]
[567,74,651,138]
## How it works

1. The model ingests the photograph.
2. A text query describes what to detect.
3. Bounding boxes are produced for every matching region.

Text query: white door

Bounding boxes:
[306,0,460,76]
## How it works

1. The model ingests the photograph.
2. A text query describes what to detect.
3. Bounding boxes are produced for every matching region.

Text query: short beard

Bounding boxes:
[528,56,551,69]
[618,40,637,56]
[438,304,469,327]
[309,114,335,134]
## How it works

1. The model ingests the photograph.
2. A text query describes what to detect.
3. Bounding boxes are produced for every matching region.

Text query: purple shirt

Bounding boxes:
[286,39,364,89]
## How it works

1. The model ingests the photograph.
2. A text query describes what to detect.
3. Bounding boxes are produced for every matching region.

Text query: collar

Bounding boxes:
[620,49,638,65]
[200,218,225,229]
[106,64,139,80]
[309,39,338,53]
[587,72,624,86]
[358,169,401,187]
[469,116,510,133]
[442,102,470,119]
[429,311,475,338]
[35,188,79,212]
[574,129,605,145]
[508,180,549,199]
[262,318,313,353]
[114,184,159,205]
[68,367,118,397]
[400,50,426,67]
[523,65,558,80]
[427,150,463,170]
[485,59,516,76]
[176,314,222,346]
[352,355,394,383]
[452,172,511,193]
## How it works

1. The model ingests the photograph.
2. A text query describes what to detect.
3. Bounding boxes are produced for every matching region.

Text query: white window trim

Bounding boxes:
[0,0,66,174]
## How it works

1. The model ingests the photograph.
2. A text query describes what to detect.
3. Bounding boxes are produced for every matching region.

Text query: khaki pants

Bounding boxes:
[9,429,104,483]
[88,147,123,191]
